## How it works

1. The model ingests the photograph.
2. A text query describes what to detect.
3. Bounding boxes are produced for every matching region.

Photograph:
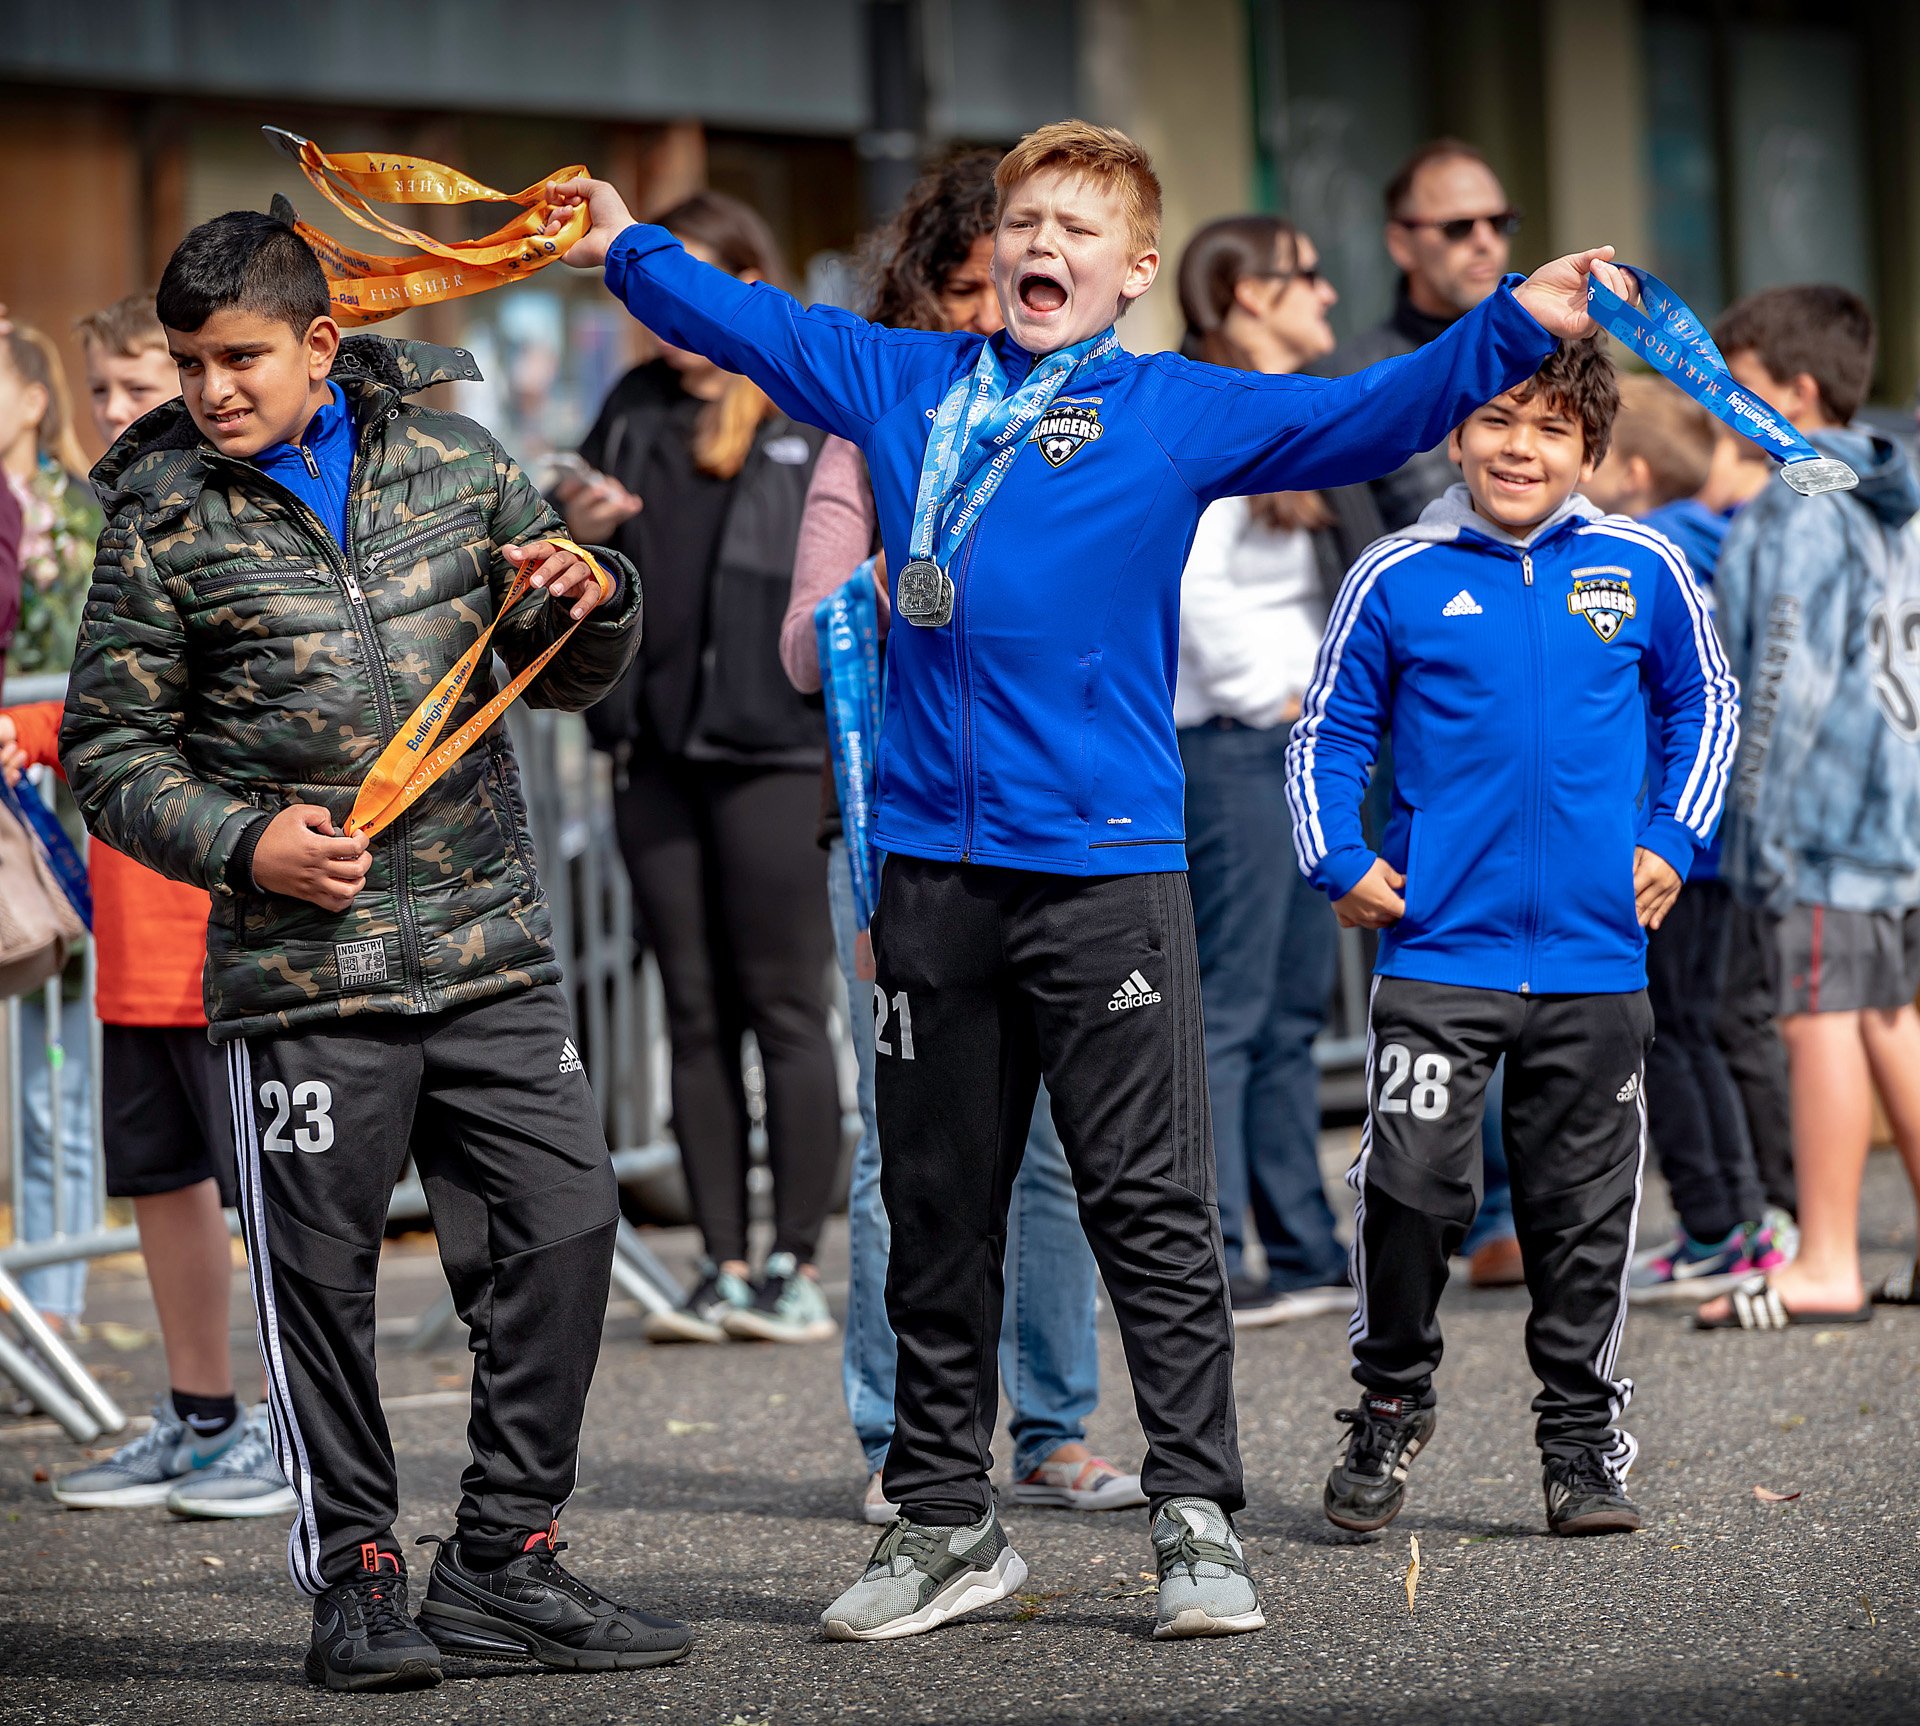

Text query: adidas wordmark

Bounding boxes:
[1442,589,1483,617]
[559,1038,584,1075]
[1108,969,1161,1012]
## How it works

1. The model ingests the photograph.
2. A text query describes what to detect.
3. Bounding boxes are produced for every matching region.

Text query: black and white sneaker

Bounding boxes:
[1323,1392,1437,1532]
[1542,1455,1642,1536]
[416,1530,691,1670]
[305,1559,442,1692]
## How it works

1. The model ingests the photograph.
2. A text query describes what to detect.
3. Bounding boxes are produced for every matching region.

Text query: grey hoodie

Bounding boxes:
[1715,428,1920,914]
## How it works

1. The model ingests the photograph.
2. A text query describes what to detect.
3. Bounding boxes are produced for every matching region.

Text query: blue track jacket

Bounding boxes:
[1287,488,1738,994]
[605,226,1555,875]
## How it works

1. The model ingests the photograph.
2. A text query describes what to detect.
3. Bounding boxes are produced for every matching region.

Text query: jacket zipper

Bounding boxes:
[489,748,538,887]
[1518,548,1544,990]
[217,402,428,1008]
[952,531,982,860]
[365,508,480,573]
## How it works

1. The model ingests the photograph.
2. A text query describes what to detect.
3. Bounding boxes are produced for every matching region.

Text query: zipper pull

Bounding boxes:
[1522,552,1534,586]
[343,569,364,602]
[300,445,320,479]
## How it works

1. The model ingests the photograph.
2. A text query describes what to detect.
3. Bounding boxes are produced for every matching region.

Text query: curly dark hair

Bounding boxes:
[1507,335,1620,464]
[860,151,1001,333]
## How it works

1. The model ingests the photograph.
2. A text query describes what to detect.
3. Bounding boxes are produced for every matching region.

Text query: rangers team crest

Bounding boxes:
[1032,397,1103,467]
[1566,568,1636,642]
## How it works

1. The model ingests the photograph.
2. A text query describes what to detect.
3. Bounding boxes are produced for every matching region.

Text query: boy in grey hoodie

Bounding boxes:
[1697,285,1920,1329]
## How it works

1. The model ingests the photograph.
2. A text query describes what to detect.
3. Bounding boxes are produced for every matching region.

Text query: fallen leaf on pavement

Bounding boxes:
[1753,1486,1801,1503]
[31,1467,47,1482]
[96,1322,154,1353]
[200,1555,223,1568]
[1405,1535,1420,1611]
[1861,1594,1875,1627]
[664,1419,717,1436]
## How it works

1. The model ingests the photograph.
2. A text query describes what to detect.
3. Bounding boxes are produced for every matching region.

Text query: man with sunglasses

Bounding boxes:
[1314,138,1524,533]
[1312,136,1530,1294]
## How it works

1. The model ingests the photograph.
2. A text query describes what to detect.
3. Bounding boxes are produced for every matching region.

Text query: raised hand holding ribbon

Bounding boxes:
[1585,267,1857,497]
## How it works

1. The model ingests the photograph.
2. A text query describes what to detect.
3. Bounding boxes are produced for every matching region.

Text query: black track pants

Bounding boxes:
[1349,978,1652,1477]
[1716,897,1797,1216]
[227,985,618,1592]
[871,858,1241,1525]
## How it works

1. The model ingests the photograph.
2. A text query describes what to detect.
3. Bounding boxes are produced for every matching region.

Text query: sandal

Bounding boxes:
[1872,1261,1920,1305]
[1010,1454,1147,1511]
[1693,1273,1873,1331]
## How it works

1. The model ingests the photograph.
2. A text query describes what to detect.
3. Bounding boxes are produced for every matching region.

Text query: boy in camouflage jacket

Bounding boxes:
[61,211,688,1691]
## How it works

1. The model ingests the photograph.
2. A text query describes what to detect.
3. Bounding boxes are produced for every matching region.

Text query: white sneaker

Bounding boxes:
[167,1410,298,1518]
[53,1395,247,1509]
[1010,1454,1147,1511]
[861,1471,899,1525]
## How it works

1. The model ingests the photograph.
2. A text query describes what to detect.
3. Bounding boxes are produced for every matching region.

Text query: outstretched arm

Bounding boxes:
[1160,248,1640,501]
[548,177,959,446]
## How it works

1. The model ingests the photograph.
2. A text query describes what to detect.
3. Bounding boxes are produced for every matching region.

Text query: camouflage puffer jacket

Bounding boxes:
[60,335,641,1042]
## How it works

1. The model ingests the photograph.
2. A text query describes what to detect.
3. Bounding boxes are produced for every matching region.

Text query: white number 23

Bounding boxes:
[259,1079,336,1153]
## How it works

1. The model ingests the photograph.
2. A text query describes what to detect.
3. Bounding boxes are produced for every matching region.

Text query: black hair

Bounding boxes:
[1713,284,1876,424]
[1508,336,1620,463]
[860,150,1001,332]
[155,210,330,337]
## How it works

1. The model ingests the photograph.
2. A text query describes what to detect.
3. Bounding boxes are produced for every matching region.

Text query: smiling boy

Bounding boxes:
[1288,340,1738,1538]
[553,121,1634,1640]
[60,211,689,1690]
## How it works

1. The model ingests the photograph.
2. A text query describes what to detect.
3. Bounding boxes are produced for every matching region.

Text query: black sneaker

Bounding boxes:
[305,1560,442,1692]
[416,1530,692,1670]
[1542,1455,1642,1536]
[1323,1392,1437,1532]
[1228,1276,1286,1330]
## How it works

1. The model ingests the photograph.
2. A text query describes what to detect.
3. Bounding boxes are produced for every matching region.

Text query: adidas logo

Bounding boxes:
[1616,1073,1639,1103]
[558,1037,584,1075]
[1108,969,1161,1012]
[1442,589,1483,617]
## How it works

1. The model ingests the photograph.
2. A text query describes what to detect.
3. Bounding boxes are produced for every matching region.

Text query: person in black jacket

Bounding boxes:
[562,191,841,1346]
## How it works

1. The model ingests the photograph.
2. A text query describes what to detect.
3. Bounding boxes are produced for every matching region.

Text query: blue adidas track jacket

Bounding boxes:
[1286,489,1739,994]
[604,228,1554,875]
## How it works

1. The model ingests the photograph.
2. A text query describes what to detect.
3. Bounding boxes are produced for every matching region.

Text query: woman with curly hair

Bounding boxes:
[779,153,1142,1526]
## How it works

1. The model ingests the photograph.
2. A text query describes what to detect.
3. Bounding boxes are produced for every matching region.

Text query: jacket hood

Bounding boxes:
[90,334,484,506]
[1810,428,1920,530]
[1397,482,1604,548]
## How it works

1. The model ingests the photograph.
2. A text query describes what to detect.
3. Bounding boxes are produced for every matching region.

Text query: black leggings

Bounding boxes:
[614,758,839,1266]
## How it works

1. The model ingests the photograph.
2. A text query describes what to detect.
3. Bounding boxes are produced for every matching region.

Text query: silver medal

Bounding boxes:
[1780,457,1859,497]
[896,559,955,628]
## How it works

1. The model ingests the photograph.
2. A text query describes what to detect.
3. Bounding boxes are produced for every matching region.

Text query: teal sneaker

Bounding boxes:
[166,1409,298,1518]
[724,1252,838,1343]
[820,1509,1027,1641]
[53,1395,247,1508]
[1150,1497,1265,1639]
[643,1260,752,1344]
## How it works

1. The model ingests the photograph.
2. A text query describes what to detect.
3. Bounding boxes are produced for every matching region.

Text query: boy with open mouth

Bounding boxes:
[552,119,1636,1642]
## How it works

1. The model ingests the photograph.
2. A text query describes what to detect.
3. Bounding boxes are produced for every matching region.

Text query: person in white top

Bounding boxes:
[1175,216,1382,1327]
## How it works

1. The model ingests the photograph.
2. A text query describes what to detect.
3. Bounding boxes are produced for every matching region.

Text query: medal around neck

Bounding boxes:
[1585,268,1857,497]
[896,559,955,628]
[899,327,1124,627]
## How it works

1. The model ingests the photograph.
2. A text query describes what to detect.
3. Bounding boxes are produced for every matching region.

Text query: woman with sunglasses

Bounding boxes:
[1175,215,1383,1329]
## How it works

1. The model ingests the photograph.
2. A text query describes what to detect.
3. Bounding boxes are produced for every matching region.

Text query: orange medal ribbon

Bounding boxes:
[345,541,611,840]
[263,127,588,326]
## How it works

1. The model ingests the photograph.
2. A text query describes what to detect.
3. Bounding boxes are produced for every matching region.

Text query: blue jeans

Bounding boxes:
[15,993,95,1320]
[830,840,1101,1478]
[1182,721,1346,1292]
[1462,1055,1516,1255]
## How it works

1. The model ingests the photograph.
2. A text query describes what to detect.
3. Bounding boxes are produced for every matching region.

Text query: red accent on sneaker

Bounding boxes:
[360,1542,401,1574]
[521,1526,554,1553]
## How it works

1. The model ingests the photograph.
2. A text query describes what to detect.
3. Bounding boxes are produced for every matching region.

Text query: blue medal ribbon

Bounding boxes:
[1586,268,1857,497]
[0,772,92,933]
[815,560,886,927]
[908,326,1123,569]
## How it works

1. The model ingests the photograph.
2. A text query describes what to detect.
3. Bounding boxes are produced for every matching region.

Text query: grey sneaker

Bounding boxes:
[724,1253,838,1343]
[167,1409,298,1518]
[643,1260,752,1344]
[53,1395,247,1508]
[1150,1498,1265,1638]
[820,1509,1027,1641]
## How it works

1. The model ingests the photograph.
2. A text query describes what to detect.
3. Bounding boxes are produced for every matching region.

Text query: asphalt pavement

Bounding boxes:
[2,1143,1916,1726]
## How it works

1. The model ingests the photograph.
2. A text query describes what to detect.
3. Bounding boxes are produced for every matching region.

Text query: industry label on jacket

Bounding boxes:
[335,938,390,987]
[1032,397,1104,467]
[1567,569,1636,643]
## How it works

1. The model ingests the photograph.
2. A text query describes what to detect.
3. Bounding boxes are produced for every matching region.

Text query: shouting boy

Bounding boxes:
[60,212,689,1690]
[553,121,1634,1639]
[1289,339,1736,1538]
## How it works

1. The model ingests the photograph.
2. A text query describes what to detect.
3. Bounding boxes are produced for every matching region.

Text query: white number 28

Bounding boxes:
[1377,1044,1451,1121]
